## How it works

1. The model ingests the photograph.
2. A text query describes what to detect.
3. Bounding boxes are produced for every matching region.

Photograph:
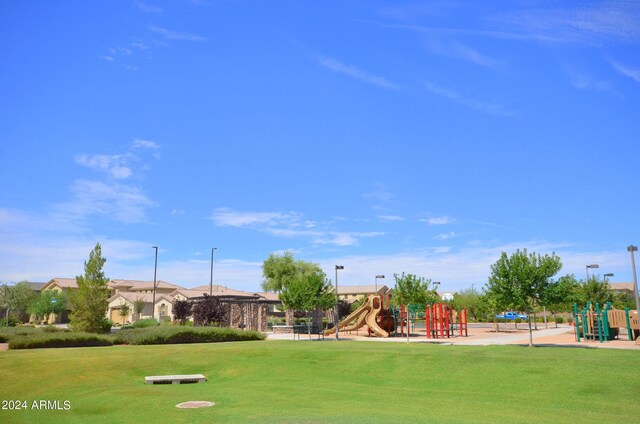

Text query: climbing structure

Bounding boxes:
[425,303,468,339]
[574,302,639,343]
[325,295,394,337]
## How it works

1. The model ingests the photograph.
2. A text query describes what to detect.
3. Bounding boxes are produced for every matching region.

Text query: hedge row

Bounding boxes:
[8,332,114,349]
[114,326,266,345]
[4,326,265,349]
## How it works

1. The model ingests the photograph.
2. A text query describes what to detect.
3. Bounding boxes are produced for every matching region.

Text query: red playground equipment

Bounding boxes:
[425,303,468,339]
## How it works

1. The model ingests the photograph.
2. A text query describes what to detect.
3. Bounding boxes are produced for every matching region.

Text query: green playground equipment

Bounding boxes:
[573,302,633,343]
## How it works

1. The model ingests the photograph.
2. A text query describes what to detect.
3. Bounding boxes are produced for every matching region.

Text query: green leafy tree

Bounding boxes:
[280,268,336,335]
[70,243,112,333]
[1,282,38,323]
[133,298,146,321]
[118,303,131,326]
[28,290,67,323]
[452,288,482,320]
[575,275,613,307]
[543,274,579,326]
[393,273,437,307]
[262,251,325,325]
[485,249,562,346]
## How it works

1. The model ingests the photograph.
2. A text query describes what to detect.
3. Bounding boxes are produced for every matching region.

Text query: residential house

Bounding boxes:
[336,285,391,302]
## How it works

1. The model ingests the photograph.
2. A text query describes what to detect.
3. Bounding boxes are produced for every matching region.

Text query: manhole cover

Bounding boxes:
[176,401,215,409]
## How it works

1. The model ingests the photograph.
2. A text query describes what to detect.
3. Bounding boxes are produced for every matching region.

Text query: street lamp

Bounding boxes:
[627,246,640,336]
[603,273,614,282]
[152,246,158,321]
[375,275,385,293]
[210,247,217,296]
[335,265,344,341]
[585,264,599,283]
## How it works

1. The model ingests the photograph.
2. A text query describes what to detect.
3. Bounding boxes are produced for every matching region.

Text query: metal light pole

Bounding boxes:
[603,273,614,282]
[628,246,640,340]
[210,247,217,296]
[375,275,385,293]
[335,265,344,341]
[585,264,599,283]
[152,246,158,321]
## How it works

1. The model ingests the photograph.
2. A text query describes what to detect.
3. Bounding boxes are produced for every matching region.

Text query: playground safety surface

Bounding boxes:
[267,324,640,350]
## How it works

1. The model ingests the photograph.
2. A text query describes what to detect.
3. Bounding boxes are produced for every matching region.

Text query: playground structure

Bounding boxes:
[573,302,640,344]
[325,295,468,339]
[324,295,393,337]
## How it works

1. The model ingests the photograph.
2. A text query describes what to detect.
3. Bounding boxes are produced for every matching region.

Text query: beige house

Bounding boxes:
[40,277,279,331]
[337,285,391,302]
[107,292,175,324]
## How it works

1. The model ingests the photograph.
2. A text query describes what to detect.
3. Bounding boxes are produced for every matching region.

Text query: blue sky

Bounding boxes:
[1,1,639,293]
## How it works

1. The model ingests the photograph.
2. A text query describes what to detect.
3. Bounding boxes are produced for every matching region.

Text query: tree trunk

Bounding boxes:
[285,309,294,326]
[527,316,533,347]
[533,311,538,330]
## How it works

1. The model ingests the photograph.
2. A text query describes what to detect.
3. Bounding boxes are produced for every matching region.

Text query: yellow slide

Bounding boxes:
[325,295,389,337]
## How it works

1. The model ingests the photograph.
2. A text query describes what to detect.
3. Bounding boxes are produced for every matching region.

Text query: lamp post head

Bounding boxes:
[335,265,344,270]
[604,273,614,277]
[628,245,638,252]
[586,264,599,269]
[376,275,385,279]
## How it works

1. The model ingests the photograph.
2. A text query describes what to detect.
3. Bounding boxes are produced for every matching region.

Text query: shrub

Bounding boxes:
[133,318,159,328]
[0,326,41,342]
[0,316,17,327]
[555,316,564,324]
[114,326,265,345]
[41,325,70,333]
[8,332,114,349]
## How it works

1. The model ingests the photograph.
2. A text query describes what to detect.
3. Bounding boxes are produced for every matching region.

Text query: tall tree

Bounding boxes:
[575,275,613,307]
[261,251,323,325]
[70,243,111,333]
[0,282,37,323]
[486,249,562,346]
[279,268,336,335]
[543,274,580,326]
[28,290,67,323]
[452,288,482,320]
[393,273,438,307]
[133,298,146,322]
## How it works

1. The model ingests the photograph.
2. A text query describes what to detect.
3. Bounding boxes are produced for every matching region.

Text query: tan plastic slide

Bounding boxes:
[325,295,389,337]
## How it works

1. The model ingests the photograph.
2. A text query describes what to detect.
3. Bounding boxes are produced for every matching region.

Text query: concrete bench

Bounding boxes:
[145,374,207,385]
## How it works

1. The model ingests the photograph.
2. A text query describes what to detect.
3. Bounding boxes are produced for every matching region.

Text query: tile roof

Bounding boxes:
[337,285,390,295]
[609,282,634,291]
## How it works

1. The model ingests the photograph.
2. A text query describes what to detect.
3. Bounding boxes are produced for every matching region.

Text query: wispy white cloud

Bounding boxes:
[135,1,162,13]
[423,38,501,68]
[609,60,640,82]
[378,215,405,222]
[423,216,454,226]
[74,153,133,180]
[148,25,208,42]
[211,208,305,228]
[565,67,616,94]
[423,82,515,116]
[133,138,160,150]
[210,208,383,247]
[317,56,400,90]
[55,180,157,224]
[99,55,115,62]
[434,231,456,241]
[492,2,640,45]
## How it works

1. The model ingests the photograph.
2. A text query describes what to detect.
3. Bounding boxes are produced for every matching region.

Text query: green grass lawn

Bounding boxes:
[1,340,639,423]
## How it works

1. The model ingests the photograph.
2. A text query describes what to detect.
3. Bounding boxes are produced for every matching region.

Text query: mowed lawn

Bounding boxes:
[1,340,639,424]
